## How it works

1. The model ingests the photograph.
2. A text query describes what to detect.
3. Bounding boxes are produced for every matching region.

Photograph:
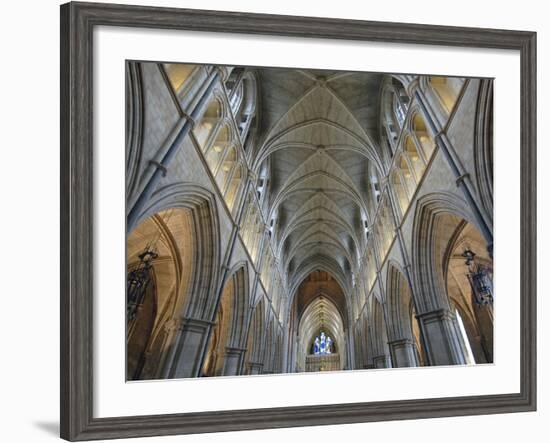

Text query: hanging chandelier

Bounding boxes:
[127,249,158,321]
[461,249,493,306]
[127,210,174,322]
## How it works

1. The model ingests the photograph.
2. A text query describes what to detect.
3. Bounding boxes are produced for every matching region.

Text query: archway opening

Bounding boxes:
[245,298,266,375]
[202,267,248,376]
[386,264,422,368]
[291,270,348,372]
[445,221,494,363]
[126,207,194,380]
[413,197,493,366]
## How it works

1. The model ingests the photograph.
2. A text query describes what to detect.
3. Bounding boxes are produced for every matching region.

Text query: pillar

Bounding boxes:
[416,309,466,365]
[247,361,264,375]
[222,347,247,375]
[388,338,418,367]
[163,317,213,379]
[373,354,392,368]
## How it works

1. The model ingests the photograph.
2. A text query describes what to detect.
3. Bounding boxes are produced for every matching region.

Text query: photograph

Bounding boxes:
[125,62,494,381]
[0,0,542,441]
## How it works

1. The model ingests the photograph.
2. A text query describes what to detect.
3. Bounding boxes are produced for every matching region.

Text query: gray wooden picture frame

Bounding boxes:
[60,1,537,441]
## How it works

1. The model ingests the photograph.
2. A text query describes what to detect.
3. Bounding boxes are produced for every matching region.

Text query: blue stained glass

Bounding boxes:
[313,331,333,355]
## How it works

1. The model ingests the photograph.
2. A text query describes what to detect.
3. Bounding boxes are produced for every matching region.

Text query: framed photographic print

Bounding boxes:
[60,1,537,441]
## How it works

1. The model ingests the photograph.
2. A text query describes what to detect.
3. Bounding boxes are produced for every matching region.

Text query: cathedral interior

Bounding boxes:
[126,62,494,380]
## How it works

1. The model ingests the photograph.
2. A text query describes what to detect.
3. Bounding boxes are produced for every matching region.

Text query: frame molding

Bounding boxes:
[60,1,536,440]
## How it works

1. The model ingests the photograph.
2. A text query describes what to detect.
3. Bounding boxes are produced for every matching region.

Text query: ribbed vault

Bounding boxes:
[254,68,385,294]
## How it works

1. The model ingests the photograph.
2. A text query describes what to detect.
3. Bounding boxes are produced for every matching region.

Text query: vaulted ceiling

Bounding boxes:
[251,68,386,295]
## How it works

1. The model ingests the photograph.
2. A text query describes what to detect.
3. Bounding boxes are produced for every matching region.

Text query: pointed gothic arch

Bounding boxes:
[202,263,251,376]
[385,262,420,367]
[245,296,267,374]
[369,296,391,369]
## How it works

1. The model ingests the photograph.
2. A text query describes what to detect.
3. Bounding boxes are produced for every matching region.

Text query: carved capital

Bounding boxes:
[388,338,414,347]
[415,308,454,322]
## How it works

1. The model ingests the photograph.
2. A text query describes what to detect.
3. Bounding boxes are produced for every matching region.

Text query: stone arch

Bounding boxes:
[128,184,225,380]
[369,296,391,368]
[202,263,251,376]
[410,192,490,366]
[474,79,494,229]
[262,317,277,373]
[444,221,494,363]
[411,191,479,314]
[245,296,267,374]
[355,312,370,369]
[297,296,345,372]
[385,261,414,342]
[224,263,252,348]
[125,61,144,200]
[385,261,419,367]
[287,259,351,304]
[137,183,221,321]
[126,206,196,380]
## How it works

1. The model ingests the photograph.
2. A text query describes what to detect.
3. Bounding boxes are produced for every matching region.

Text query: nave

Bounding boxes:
[125,63,494,380]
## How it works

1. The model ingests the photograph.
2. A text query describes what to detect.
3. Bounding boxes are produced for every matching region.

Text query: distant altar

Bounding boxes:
[305,353,340,372]
[307,332,339,371]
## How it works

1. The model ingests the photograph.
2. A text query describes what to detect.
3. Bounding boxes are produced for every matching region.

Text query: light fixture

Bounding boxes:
[461,248,493,305]
[127,210,174,322]
[127,249,158,321]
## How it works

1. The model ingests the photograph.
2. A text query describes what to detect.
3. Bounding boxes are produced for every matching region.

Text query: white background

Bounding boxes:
[0,0,547,442]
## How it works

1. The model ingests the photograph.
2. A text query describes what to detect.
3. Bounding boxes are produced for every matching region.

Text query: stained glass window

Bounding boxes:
[313,331,333,355]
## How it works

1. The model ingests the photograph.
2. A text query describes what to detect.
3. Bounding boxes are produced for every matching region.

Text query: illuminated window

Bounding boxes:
[313,331,333,355]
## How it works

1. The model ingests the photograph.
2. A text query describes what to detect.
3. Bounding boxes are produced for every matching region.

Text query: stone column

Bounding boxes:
[416,309,466,366]
[247,361,264,375]
[281,326,290,373]
[373,355,392,369]
[388,338,418,368]
[222,347,247,376]
[350,326,356,369]
[163,317,213,379]
[152,318,180,379]
[466,335,484,364]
